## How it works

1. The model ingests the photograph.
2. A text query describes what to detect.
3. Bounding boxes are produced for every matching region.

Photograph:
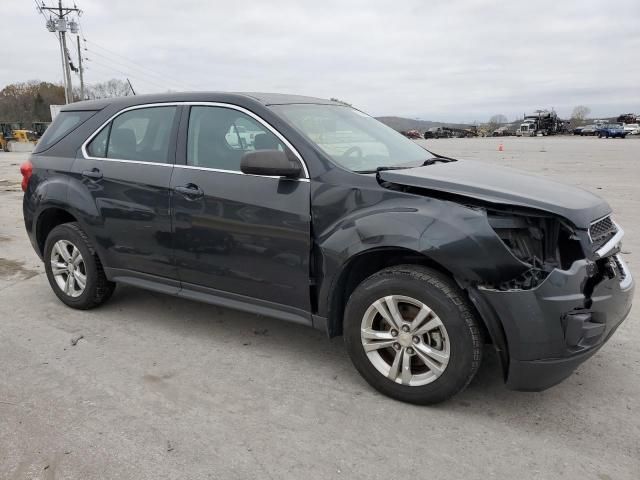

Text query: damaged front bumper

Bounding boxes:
[473,254,634,391]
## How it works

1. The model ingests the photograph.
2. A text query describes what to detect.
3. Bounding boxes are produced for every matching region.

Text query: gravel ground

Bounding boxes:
[1,136,638,480]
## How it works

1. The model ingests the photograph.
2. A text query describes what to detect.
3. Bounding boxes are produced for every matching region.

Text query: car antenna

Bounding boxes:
[127,78,136,95]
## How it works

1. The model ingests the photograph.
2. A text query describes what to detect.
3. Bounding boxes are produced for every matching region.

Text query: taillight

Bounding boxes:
[20,160,33,192]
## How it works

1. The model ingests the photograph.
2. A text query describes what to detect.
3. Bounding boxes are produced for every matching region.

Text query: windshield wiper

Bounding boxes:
[355,156,456,174]
[422,157,453,166]
[354,165,414,174]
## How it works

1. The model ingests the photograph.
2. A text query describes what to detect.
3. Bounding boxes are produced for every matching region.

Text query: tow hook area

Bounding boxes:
[563,256,626,349]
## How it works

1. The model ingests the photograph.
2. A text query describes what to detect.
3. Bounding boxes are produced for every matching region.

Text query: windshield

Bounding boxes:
[270,104,435,172]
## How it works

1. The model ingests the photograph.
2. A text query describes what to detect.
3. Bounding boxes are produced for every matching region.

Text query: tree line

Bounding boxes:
[0,79,133,124]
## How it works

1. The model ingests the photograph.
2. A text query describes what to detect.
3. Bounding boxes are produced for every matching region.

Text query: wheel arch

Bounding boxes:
[324,246,510,380]
[325,247,454,337]
[35,207,79,257]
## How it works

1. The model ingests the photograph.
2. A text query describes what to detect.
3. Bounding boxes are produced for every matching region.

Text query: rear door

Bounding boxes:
[170,104,312,312]
[72,105,180,280]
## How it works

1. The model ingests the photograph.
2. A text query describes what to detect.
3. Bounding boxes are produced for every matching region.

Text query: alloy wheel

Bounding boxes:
[360,295,450,386]
[50,239,87,298]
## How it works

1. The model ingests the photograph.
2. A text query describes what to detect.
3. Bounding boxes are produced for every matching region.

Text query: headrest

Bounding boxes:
[253,132,280,150]
[109,128,137,157]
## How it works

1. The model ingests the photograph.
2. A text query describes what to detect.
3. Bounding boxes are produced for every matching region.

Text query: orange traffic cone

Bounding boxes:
[498,143,504,152]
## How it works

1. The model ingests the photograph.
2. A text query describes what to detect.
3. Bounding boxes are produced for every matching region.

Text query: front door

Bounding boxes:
[170,105,311,312]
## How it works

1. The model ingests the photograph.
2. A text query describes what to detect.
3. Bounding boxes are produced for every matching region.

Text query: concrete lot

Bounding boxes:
[1,136,638,479]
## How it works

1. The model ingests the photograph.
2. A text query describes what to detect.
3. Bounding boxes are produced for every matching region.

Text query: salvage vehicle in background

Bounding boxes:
[400,129,422,139]
[20,92,634,404]
[623,123,639,135]
[516,110,568,136]
[597,123,627,138]
[617,113,638,124]
[491,126,512,136]
[423,126,450,139]
[580,125,599,136]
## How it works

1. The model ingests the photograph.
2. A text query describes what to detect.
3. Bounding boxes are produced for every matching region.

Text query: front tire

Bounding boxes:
[44,222,115,309]
[343,265,483,404]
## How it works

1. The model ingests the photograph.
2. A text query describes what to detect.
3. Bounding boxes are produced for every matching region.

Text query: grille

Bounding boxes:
[589,216,617,252]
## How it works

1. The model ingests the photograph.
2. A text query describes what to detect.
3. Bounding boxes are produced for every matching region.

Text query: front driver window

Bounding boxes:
[187,106,284,171]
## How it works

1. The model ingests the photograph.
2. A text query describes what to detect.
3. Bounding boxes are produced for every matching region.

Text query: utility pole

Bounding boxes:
[77,35,85,99]
[58,31,69,103]
[39,1,82,104]
[59,3,74,102]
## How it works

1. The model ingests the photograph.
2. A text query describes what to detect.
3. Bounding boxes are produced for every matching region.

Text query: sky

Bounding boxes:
[4,0,640,122]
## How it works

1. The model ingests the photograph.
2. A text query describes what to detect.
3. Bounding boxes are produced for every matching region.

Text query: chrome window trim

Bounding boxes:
[173,164,309,182]
[80,101,310,180]
[82,157,173,168]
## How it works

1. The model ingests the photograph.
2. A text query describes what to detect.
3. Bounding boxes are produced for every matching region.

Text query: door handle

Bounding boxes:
[174,184,204,200]
[82,168,103,180]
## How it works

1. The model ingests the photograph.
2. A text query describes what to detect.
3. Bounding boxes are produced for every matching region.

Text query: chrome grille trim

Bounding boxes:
[593,221,624,259]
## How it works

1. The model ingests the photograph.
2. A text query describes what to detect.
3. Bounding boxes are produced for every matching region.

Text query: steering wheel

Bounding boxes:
[342,146,363,158]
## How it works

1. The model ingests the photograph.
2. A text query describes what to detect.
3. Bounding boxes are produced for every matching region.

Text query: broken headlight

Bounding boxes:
[487,211,584,289]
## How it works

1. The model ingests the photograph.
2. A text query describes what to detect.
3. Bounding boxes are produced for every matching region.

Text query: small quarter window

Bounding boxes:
[87,124,110,157]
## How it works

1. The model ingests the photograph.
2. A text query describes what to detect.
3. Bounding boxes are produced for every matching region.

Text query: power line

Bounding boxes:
[83,46,190,91]
[84,58,174,92]
[83,38,200,90]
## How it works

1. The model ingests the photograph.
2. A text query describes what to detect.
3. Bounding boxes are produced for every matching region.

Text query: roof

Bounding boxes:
[61,91,338,111]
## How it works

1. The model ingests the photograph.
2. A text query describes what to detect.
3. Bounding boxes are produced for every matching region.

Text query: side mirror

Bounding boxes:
[240,149,302,179]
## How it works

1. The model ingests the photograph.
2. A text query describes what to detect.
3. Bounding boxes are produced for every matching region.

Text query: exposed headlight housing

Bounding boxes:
[487,211,584,289]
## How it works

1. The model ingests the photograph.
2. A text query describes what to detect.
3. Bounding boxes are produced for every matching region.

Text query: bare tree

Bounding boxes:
[0,81,65,123]
[487,114,508,132]
[570,105,591,127]
[82,79,134,100]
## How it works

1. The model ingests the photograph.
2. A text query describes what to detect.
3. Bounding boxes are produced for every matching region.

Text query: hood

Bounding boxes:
[378,159,610,229]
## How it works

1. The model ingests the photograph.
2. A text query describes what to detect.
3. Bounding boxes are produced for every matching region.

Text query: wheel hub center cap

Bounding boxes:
[398,332,413,347]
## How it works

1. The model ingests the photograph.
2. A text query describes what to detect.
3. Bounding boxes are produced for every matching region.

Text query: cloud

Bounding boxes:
[4,0,639,121]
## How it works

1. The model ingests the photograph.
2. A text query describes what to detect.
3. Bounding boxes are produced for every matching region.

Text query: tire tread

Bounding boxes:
[344,264,483,404]
[45,222,115,309]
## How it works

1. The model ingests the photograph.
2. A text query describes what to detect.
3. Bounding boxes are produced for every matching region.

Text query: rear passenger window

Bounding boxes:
[187,106,284,171]
[86,106,177,163]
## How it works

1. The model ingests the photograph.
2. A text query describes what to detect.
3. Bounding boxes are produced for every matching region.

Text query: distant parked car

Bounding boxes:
[572,126,585,135]
[401,129,423,139]
[580,125,599,136]
[597,124,627,138]
[424,127,450,139]
[491,126,512,137]
[623,123,640,135]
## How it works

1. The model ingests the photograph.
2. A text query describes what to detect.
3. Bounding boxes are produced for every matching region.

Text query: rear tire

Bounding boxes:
[343,265,483,404]
[44,222,115,310]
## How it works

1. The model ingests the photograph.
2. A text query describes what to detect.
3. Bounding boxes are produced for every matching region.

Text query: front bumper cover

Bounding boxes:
[475,255,634,391]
